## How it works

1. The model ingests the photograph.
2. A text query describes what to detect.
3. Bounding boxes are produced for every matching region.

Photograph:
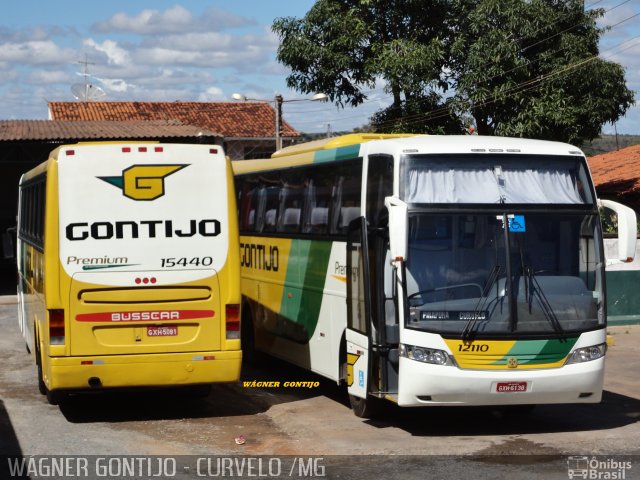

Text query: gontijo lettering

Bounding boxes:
[240,242,279,271]
[66,219,221,240]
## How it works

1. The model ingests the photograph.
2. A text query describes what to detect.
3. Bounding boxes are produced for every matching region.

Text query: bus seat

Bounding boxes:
[265,209,277,228]
[310,207,328,227]
[340,207,360,228]
[283,208,301,226]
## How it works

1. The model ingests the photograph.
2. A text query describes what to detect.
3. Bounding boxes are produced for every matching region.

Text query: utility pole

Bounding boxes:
[275,94,283,151]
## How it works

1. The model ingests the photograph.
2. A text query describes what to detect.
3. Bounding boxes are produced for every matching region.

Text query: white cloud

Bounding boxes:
[0,40,76,65]
[197,86,225,101]
[91,5,255,35]
[92,5,193,35]
[94,77,135,93]
[28,69,71,84]
[83,38,131,67]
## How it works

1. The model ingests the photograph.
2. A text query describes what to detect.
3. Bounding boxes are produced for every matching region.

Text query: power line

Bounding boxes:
[327,9,640,131]
[280,4,638,132]
[367,30,640,131]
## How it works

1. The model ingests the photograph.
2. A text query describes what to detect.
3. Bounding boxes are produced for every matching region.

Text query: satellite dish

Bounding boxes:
[71,83,106,101]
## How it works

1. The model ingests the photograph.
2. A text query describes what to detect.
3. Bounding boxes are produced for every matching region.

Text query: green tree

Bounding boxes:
[369,93,463,134]
[272,0,449,114]
[273,0,634,143]
[449,0,635,144]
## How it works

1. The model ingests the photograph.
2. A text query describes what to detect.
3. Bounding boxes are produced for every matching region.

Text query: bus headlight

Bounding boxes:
[399,344,456,366]
[565,343,607,364]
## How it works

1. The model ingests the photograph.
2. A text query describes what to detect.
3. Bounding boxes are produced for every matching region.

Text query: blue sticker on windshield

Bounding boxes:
[509,215,526,232]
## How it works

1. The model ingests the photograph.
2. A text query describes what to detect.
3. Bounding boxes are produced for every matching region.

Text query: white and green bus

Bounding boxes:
[233,134,636,417]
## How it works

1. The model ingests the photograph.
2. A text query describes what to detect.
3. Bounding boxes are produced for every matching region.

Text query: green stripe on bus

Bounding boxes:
[279,239,332,341]
[491,337,578,365]
[279,240,310,322]
[313,144,361,163]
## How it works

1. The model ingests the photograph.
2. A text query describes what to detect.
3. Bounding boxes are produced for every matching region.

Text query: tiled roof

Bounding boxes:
[48,101,300,139]
[588,144,640,196]
[0,119,220,142]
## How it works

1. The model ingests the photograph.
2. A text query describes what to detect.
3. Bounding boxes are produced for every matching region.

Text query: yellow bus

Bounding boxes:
[17,142,241,404]
[233,134,636,417]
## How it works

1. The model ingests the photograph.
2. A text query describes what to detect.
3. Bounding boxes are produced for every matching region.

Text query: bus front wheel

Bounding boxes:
[241,303,261,366]
[349,394,381,419]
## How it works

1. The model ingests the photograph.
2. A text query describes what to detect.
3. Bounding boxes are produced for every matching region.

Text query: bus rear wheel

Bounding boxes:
[36,342,63,405]
[45,389,63,406]
[36,354,47,396]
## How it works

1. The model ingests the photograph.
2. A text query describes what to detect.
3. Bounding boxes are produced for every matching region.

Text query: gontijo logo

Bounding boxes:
[98,164,187,201]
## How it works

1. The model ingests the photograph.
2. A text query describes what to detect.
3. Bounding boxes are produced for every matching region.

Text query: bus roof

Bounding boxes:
[232,133,415,175]
[272,133,416,158]
[231,134,585,176]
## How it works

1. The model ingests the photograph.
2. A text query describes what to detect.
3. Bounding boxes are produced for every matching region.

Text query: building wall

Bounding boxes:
[224,139,297,160]
[605,239,640,325]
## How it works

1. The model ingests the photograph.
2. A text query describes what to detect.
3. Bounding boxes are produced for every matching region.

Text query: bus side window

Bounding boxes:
[36,182,45,245]
[366,154,393,229]
[262,186,280,233]
[332,162,362,235]
[277,182,303,234]
[238,181,258,233]
[18,175,46,250]
[302,166,331,235]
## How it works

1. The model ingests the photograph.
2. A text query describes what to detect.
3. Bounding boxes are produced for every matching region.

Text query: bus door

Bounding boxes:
[346,216,373,399]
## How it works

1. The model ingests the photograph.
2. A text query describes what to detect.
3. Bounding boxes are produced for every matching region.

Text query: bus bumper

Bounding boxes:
[44,350,242,391]
[397,356,604,406]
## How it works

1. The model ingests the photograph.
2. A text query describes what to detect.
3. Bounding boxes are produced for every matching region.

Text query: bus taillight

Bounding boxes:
[49,309,65,345]
[225,304,240,339]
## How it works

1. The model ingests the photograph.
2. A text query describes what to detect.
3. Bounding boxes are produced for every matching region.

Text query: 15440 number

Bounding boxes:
[161,257,213,268]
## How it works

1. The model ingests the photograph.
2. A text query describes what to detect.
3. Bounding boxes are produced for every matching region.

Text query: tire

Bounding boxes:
[36,340,64,405]
[183,384,212,398]
[35,341,46,396]
[240,303,259,366]
[45,389,63,406]
[36,357,47,395]
[349,394,382,419]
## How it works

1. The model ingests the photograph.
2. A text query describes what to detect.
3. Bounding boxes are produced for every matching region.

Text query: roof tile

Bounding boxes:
[588,144,640,196]
[48,101,300,138]
[0,120,220,142]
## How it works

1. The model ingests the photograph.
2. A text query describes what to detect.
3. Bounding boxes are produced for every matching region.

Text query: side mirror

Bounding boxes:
[384,196,408,262]
[598,199,637,265]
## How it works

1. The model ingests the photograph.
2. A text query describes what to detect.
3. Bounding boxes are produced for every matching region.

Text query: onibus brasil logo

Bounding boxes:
[98,164,188,201]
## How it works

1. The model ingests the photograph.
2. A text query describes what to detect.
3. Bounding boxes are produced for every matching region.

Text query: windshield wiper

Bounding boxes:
[462,265,502,340]
[525,266,566,340]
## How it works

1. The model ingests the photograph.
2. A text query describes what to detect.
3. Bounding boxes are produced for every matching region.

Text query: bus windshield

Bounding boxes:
[405,212,604,337]
[401,154,594,205]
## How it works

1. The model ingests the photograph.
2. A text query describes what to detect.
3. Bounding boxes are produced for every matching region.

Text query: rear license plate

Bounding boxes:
[496,381,528,393]
[147,325,178,337]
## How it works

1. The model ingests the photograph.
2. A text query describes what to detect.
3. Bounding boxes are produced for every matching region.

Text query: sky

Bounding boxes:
[1,0,639,136]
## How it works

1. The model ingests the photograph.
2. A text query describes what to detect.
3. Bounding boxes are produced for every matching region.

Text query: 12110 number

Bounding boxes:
[161,257,213,268]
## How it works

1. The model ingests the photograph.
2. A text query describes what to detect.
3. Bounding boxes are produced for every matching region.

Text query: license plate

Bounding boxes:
[496,381,528,393]
[147,325,178,337]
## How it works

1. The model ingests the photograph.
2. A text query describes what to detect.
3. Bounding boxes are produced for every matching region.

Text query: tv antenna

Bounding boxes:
[71,55,106,101]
